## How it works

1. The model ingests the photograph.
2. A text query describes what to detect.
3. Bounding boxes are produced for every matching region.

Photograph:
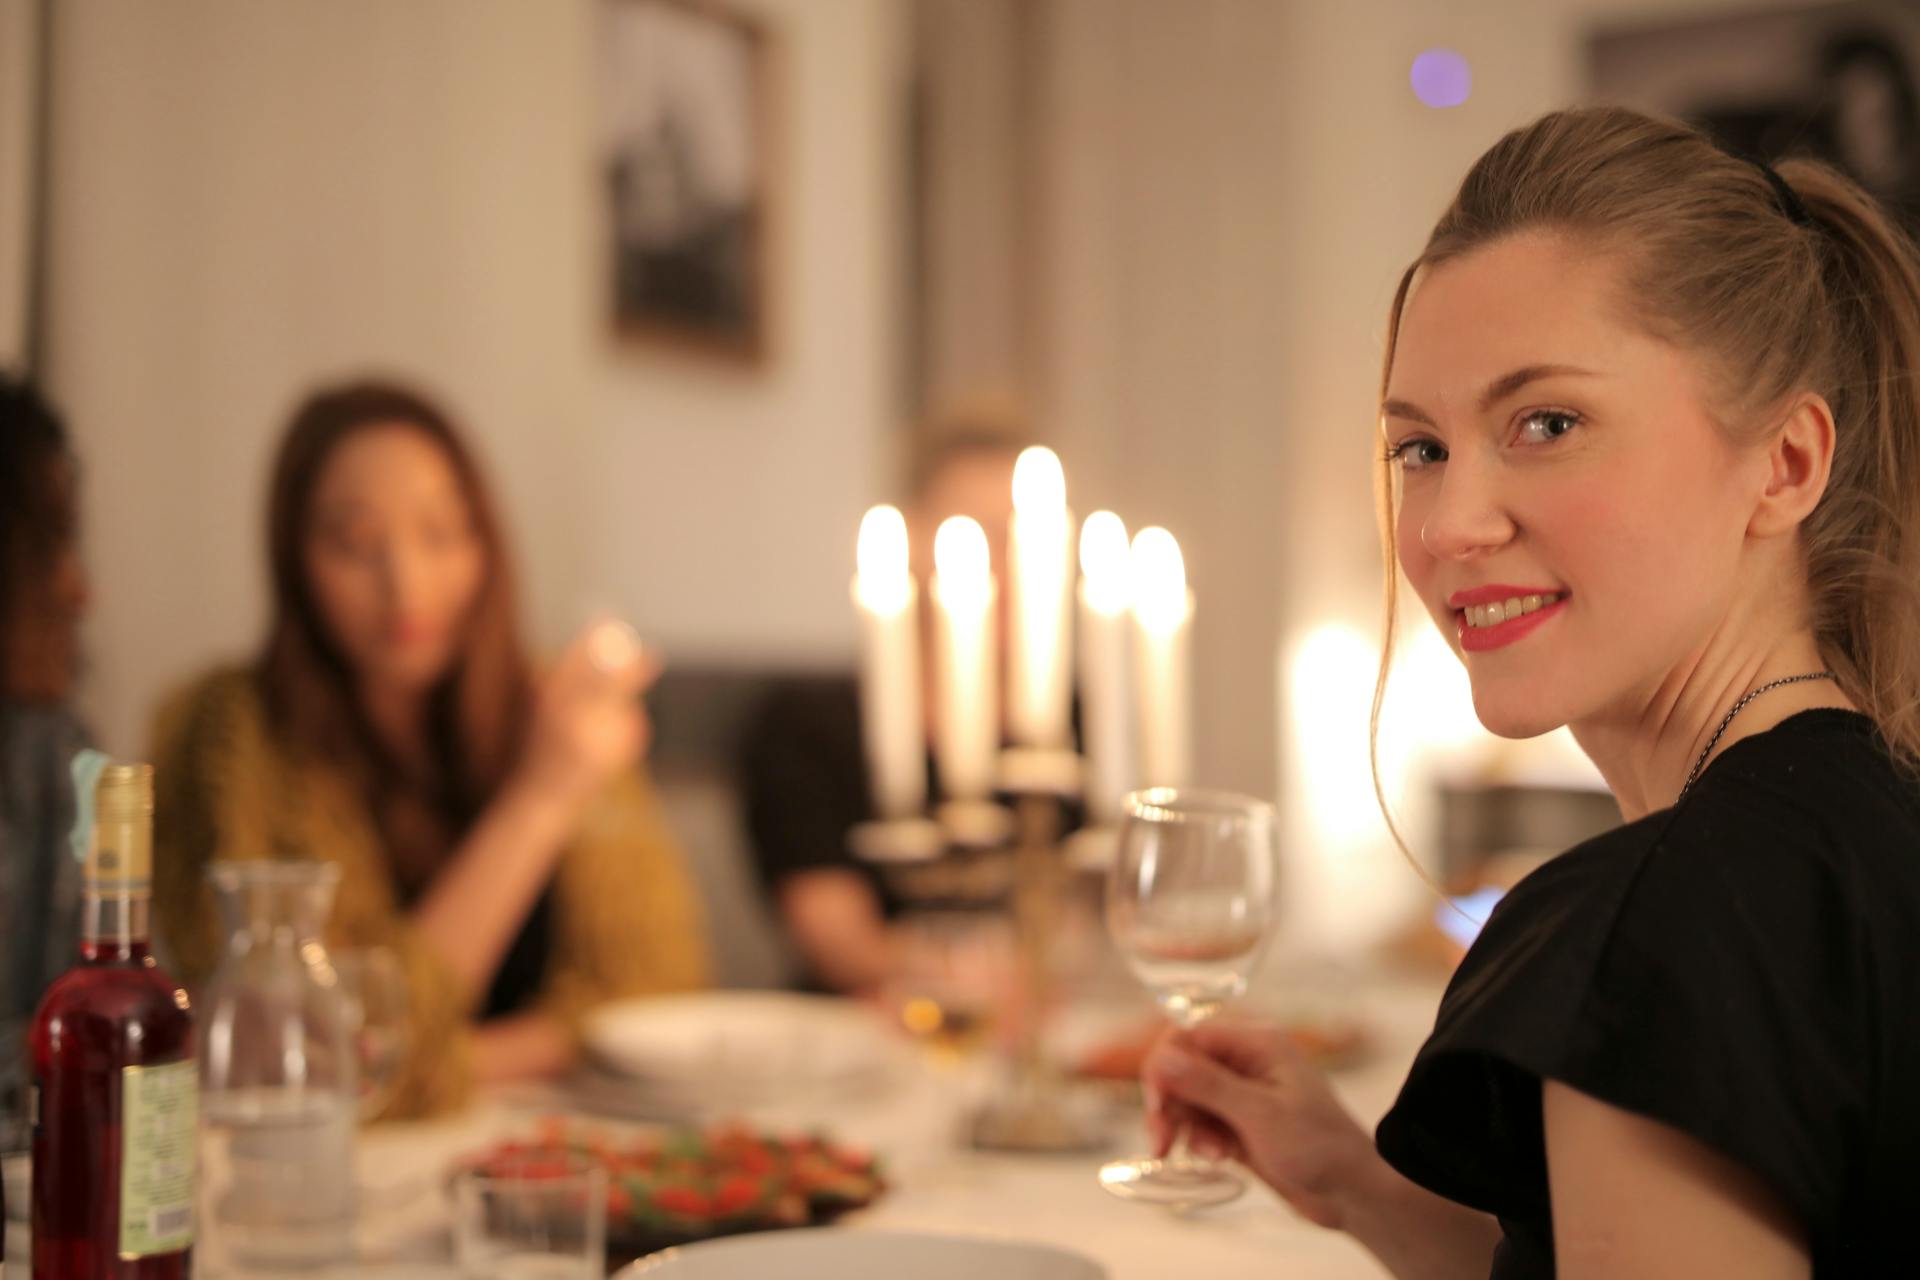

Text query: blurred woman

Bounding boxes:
[1146,107,1920,1275]
[0,375,92,1115]
[152,380,707,1117]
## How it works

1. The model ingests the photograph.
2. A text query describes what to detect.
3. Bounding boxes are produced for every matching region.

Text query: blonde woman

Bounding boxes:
[1145,108,1920,1277]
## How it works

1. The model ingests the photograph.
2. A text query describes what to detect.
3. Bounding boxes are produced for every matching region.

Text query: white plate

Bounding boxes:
[617,1229,1107,1279]
[581,992,902,1108]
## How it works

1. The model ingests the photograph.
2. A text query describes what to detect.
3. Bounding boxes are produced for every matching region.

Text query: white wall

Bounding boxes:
[0,0,38,370]
[43,0,905,755]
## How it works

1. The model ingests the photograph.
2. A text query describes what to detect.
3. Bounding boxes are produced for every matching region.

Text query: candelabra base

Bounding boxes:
[967,1073,1111,1154]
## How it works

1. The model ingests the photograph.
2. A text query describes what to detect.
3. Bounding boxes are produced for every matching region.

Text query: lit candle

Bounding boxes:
[852,506,926,819]
[932,515,999,800]
[1131,526,1193,788]
[1007,446,1074,748]
[1077,511,1134,823]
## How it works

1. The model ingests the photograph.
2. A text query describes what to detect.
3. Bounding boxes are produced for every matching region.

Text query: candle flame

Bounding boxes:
[1011,446,1067,515]
[1130,526,1190,634]
[934,516,992,589]
[856,505,912,613]
[1079,510,1132,615]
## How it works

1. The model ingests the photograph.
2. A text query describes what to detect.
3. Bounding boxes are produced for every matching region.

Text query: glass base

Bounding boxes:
[1098,1155,1245,1210]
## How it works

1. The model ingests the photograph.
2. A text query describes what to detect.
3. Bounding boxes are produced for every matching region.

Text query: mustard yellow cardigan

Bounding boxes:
[149,668,709,1118]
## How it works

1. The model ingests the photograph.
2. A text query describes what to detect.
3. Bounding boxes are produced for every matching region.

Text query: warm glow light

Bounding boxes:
[934,516,992,604]
[1079,511,1132,615]
[1011,446,1067,515]
[1129,527,1189,634]
[855,505,912,613]
[1288,622,1383,847]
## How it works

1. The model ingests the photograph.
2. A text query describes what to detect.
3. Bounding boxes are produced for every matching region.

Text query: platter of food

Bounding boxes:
[457,1118,886,1265]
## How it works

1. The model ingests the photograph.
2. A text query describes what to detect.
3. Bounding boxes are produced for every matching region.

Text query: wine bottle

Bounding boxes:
[29,761,195,1279]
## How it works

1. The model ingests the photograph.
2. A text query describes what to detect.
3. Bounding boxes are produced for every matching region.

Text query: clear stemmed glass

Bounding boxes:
[1098,787,1279,1209]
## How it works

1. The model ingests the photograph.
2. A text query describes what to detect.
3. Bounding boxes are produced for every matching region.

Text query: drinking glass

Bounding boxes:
[1097,787,1279,1209]
[334,947,409,1122]
[887,910,1007,1061]
[453,1151,605,1280]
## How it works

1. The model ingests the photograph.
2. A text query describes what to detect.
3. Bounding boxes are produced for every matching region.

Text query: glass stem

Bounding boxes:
[1167,1118,1195,1168]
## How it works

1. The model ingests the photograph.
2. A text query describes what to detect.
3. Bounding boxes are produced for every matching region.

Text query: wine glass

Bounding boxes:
[334,946,409,1122]
[1098,787,1279,1209]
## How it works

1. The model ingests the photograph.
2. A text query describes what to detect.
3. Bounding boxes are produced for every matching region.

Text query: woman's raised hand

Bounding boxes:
[517,619,659,810]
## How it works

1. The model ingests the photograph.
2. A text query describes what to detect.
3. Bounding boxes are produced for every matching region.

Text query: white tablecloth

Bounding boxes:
[347,970,1443,1280]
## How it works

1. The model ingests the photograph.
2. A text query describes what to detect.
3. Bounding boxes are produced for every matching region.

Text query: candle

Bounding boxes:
[1077,511,1134,823]
[1007,446,1075,748]
[1130,526,1193,788]
[853,505,926,819]
[932,515,999,800]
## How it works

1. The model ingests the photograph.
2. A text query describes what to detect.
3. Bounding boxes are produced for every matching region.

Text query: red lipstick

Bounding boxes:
[1452,586,1568,653]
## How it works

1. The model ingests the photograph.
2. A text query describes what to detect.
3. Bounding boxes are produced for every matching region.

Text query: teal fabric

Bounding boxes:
[0,703,90,1127]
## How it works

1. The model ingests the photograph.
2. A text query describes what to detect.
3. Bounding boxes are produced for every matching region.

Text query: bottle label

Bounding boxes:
[118,1060,197,1258]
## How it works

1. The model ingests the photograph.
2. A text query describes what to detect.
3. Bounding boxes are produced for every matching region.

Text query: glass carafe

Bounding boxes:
[197,861,357,1274]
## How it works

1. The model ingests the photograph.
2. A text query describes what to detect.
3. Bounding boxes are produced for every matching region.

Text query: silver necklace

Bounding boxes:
[1677,670,1837,800]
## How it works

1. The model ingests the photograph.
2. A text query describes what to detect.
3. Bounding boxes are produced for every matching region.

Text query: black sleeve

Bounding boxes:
[737,680,875,898]
[1378,782,1871,1235]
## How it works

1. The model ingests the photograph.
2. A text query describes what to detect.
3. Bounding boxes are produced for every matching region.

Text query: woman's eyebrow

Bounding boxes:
[1381,398,1435,427]
[1382,363,1600,427]
[1478,363,1597,410]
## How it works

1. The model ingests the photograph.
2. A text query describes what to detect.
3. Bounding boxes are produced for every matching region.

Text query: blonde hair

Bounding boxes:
[1371,106,1920,834]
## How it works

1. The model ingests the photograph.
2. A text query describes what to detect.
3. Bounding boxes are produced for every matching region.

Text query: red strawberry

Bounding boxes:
[654,1185,713,1218]
[712,1174,763,1215]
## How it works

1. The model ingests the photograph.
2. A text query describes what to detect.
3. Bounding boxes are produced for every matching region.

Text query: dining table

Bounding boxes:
[335,961,1446,1280]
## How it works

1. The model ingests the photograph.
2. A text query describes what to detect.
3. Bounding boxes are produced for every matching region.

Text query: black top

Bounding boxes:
[386,809,554,1021]
[481,883,555,1020]
[1376,710,1920,1276]
[738,677,911,935]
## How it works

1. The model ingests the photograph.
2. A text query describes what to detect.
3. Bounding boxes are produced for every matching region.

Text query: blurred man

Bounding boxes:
[739,404,1026,993]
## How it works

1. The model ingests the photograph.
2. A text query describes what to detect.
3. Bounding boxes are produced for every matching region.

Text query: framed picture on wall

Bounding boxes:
[600,0,773,363]
[1590,1,1920,235]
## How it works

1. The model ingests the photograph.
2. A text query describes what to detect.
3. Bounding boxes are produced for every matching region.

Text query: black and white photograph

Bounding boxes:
[600,0,771,361]
[1592,1,1920,231]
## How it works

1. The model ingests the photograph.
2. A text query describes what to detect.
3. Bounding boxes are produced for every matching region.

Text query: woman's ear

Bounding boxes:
[1748,393,1836,539]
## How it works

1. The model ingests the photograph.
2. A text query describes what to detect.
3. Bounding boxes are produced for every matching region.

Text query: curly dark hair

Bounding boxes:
[0,373,75,690]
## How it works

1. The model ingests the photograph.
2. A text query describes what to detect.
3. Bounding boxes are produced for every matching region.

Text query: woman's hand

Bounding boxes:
[515,620,658,811]
[1142,1019,1377,1230]
[413,620,662,1005]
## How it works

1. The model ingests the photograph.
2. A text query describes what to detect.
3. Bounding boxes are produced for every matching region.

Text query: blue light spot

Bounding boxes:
[1411,48,1472,109]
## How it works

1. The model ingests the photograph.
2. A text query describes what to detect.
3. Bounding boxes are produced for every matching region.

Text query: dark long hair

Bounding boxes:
[258,379,533,847]
[0,375,75,698]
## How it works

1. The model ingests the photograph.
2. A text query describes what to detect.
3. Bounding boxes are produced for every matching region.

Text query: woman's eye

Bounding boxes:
[1516,409,1580,445]
[320,526,381,563]
[1388,439,1448,471]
